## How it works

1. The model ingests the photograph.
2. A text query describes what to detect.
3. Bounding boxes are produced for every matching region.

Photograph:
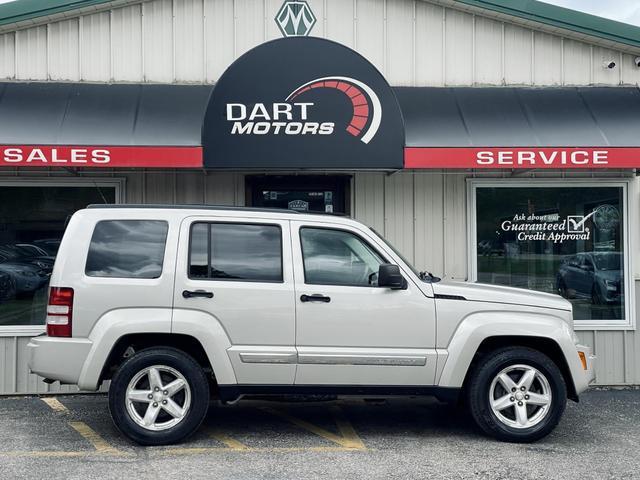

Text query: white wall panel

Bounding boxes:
[15,26,47,80]
[235,0,265,57]
[175,0,204,81]
[355,0,385,74]
[621,53,640,85]
[444,8,473,86]
[265,0,285,41]
[473,16,501,85]
[48,19,80,80]
[112,4,143,81]
[143,0,173,82]
[503,24,531,84]
[591,46,620,85]
[386,0,414,85]
[442,172,466,279]
[204,0,234,81]
[81,12,110,81]
[415,2,443,86]
[353,172,385,233]
[563,38,591,85]
[533,31,561,85]
[414,172,444,275]
[325,0,354,49]
[384,172,415,263]
[305,0,326,38]
[0,33,15,79]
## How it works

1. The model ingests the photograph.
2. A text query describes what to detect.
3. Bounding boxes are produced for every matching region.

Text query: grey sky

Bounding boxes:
[541,0,640,26]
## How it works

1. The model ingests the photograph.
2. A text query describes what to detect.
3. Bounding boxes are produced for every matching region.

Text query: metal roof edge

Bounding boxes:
[0,0,115,27]
[453,0,640,50]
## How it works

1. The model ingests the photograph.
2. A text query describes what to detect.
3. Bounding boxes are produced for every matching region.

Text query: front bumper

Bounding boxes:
[27,335,92,385]
[573,343,596,395]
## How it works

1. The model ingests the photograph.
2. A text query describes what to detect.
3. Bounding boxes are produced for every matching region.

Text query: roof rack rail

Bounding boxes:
[86,204,300,214]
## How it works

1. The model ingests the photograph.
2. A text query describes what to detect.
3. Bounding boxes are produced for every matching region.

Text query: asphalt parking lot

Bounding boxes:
[0,389,639,480]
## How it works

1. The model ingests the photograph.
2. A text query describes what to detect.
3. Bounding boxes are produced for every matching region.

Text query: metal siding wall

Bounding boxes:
[355,0,385,74]
[112,4,143,81]
[48,19,80,81]
[234,0,266,57]
[414,2,443,86]
[533,32,562,85]
[503,24,532,85]
[2,0,639,86]
[81,12,111,81]
[142,0,173,82]
[386,0,414,85]
[204,0,234,82]
[0,33,15,78]
[325,0,354,49]
[15,26,47,80]
[175,0,205,82]
[444,8,473,86]
[474,16,502,85]
[413,172,445,276]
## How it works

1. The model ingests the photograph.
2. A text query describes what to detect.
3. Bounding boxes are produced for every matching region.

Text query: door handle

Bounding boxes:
[300,294,331,303]
[182,289,214,299]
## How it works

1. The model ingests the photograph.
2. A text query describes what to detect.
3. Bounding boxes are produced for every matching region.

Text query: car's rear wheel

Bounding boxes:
[108,347,209,445]
[467,347,567,442]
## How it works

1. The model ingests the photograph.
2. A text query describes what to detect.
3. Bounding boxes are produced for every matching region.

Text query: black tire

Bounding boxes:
[467,347,567,443]
[108,347,210,446]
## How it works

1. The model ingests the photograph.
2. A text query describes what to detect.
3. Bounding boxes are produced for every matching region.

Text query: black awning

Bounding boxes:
[395,86,640,147]
[0,82,213,146]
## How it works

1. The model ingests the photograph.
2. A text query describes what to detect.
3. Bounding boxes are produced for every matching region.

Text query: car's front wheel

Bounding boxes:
[467,347,567,442]
[108,347,210,445]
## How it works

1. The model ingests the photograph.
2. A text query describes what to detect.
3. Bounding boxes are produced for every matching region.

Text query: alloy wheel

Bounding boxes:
[125,365,192,431]
[489,364,552,429]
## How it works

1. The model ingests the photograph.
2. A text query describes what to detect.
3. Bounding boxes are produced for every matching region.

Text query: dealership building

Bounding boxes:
[1,0,640,394]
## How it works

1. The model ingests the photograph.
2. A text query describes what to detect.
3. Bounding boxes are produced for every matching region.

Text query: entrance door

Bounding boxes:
[173,216,297,385]
[290,220,438,386]
[247,175,350,214]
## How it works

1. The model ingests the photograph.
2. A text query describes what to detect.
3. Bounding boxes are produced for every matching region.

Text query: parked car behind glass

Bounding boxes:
[556,252,622,304]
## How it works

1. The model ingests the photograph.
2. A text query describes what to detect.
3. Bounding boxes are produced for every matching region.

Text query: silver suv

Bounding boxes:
[28,205,595,445]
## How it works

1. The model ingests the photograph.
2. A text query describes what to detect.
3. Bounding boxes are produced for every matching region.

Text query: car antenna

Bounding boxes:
[92,179,108,204]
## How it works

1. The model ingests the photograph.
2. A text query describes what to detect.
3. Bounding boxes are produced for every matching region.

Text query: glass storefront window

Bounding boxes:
[0,184,117,327]
[474,184,627,324]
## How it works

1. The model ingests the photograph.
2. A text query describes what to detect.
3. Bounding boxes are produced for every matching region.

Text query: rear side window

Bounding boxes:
[189,223,282,282]
[85,220,169,279]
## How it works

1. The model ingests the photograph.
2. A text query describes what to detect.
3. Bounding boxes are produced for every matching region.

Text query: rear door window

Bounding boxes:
[85,220,169,278]
[189,223,282,282]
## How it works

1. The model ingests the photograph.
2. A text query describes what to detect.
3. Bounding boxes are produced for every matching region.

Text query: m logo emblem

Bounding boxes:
[275,1,316,37]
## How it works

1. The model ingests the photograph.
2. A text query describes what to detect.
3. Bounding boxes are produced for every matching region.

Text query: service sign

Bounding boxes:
[203,37,405,169]
[405,147,640,169]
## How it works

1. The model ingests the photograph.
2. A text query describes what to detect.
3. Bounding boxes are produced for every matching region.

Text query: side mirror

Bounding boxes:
[378,264,407,290]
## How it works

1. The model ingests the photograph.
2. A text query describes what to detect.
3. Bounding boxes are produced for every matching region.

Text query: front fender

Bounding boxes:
[77,308,172,390]
[437,311,578,389]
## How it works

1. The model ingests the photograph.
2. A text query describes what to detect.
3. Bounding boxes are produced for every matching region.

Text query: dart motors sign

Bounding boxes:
[203,37,404,169]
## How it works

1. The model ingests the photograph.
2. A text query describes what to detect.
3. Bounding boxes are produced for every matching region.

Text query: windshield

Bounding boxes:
[591,253,621,271]
[369,227,423,279]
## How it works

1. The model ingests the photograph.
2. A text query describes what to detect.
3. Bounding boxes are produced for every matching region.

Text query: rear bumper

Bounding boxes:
[573,343,596,395]
[27,335,92,386]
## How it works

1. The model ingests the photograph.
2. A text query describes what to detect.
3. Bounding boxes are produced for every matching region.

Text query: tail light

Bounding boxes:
[46,287,74,337]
